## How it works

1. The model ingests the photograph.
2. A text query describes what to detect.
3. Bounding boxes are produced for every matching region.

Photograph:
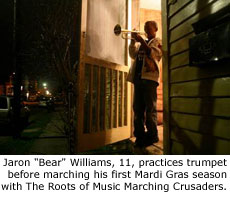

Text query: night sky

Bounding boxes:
[0,0,58,91]
[0,0,78,95]
[0,0,14,83]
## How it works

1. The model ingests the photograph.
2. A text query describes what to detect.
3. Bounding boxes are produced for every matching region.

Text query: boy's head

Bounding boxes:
[144,21,158,40]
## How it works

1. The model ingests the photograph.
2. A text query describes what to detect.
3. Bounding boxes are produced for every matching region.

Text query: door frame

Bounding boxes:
[162,0,170,154]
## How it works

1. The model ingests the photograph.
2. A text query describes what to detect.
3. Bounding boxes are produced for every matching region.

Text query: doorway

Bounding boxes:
[131,0,163,150]
[76,0,164,153]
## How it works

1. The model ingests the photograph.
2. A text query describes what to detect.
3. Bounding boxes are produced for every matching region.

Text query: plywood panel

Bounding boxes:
[171,77,230,97]
[171,112,230,140]
[86,0,127,65]
[171,98,230,117]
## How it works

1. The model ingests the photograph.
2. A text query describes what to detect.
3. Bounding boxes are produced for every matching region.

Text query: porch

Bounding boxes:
[80,125,163,155]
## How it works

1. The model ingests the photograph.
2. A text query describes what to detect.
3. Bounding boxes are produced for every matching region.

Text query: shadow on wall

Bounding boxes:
[196,0,218,154]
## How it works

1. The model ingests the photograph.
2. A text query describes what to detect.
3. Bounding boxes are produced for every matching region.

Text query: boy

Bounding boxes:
[127,21,162,147]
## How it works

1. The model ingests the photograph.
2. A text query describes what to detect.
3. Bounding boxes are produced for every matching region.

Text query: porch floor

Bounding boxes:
[80,125,163,155]
[129,125,163,155]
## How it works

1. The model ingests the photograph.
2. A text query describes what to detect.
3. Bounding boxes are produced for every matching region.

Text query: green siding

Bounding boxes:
[166,0,230,154]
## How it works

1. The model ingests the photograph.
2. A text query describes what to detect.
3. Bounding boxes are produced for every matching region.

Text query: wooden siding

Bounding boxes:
[165,0,230,154]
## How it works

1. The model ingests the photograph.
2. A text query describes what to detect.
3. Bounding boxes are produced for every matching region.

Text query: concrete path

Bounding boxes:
[0,108,69,155]
[0,106,163,155]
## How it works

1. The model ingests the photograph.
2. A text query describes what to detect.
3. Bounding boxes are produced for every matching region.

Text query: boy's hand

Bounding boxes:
[135,34,143,42]
[132,32,143,42]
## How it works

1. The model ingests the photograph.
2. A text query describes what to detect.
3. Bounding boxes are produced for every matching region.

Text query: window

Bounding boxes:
[86,0,127,65]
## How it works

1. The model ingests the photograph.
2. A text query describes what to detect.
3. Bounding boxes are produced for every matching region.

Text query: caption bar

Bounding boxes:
[0,156,229,197]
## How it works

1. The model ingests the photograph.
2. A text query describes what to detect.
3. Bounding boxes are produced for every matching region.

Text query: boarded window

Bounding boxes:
[86,0,127,65]
[83,64,91,134]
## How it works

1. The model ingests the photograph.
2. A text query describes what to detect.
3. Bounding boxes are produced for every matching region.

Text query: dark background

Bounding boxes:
[0,0,14,84]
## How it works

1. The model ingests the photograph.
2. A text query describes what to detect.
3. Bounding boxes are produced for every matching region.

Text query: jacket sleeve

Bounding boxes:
[129,42,139,60]
[149,38,162,62]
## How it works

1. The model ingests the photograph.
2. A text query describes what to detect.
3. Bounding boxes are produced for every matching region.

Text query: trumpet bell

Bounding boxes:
[114,24,122,36]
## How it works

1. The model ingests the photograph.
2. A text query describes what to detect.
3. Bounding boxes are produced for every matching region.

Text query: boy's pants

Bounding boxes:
[133,79,158,141]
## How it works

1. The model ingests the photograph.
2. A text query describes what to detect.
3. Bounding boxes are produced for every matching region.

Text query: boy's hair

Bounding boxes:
[145,21,158,31]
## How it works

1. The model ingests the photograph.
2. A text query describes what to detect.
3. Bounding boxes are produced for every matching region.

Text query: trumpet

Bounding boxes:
[114,24,145,40]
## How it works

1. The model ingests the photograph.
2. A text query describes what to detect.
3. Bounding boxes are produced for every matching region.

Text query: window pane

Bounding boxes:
[124,72,128,126]
[105,69,111,129]
[100,67,105,131]
[112,70,117,128]
[118,71,123,127]
[83,64,91,134]
[92,65,98,133]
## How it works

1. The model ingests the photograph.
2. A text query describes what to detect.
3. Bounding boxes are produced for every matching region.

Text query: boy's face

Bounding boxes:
[144,23,157,39]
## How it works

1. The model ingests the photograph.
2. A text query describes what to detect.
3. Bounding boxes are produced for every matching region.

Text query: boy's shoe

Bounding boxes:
[152,136,159,143]
[134,137,145,148]
[143,136,159,147]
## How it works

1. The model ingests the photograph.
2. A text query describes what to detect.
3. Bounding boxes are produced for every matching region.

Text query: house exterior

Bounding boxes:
[1,0,229,154]
[75,0,230,154]
[162,0,230,154]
